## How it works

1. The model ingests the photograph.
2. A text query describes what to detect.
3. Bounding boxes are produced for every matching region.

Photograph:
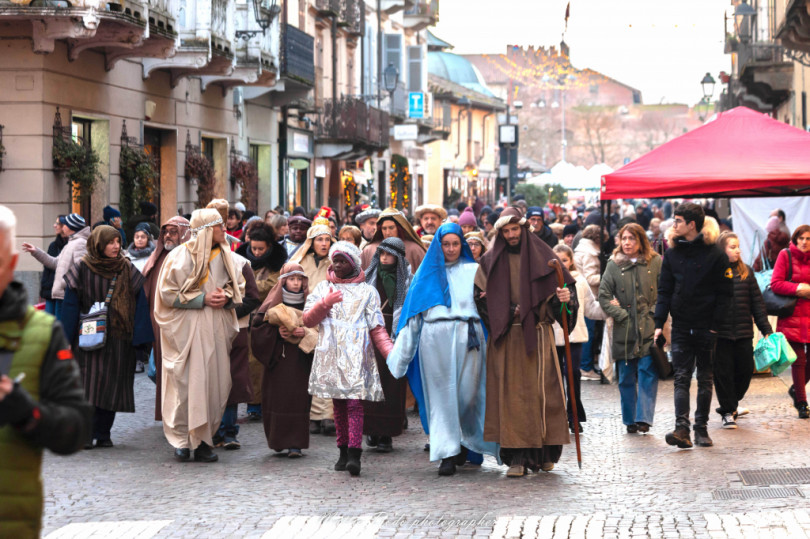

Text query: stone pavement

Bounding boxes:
[40,369,810,538]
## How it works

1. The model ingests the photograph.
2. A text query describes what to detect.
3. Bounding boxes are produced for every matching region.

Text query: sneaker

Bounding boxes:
[736,407,750,417]
[581,370,601,381]
[693,426,713,447]
[134,360,145,373]
[223,436,241,450]
[721,414,737,429]
[212,434,225,448]
[665,426,693,448]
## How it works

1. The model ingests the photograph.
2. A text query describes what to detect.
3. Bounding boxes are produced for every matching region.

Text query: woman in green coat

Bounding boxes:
[599,223,662,434]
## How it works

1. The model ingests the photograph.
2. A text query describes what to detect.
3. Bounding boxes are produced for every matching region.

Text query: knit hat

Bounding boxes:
[103,205,121,221]
[458,207,477,227]
[329,241,362,271]
[134,222,153,238]
[139,201,158,216]
[563,224,579,237]
[234,202,246,212]
[584,211,602,227]
[60,213,86,232]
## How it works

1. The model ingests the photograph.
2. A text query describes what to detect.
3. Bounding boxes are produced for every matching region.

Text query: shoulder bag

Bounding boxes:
[78,275,117,352]
[761,249,796,318]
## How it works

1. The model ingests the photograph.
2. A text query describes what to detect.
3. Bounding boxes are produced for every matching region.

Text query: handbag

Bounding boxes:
[651,334,672,379]
[78,275,117,352]
[761,249,796,318]
[751,230,773,294]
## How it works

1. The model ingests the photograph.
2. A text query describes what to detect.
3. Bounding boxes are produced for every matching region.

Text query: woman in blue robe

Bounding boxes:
[387,222,497,476]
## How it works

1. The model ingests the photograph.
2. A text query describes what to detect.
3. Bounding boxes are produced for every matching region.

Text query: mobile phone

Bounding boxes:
[0,352,12,377]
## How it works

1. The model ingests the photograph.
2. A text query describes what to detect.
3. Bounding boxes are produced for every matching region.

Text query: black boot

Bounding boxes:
[454,445,468,466]
[334,446,348,471]
[174,448,191,462]
[438,457,456,476]
[665,426,693,448]
[194,442,218,462]
[321,419,336,436]
[346,447,362,476]
[693,426,713,447]
[798,401,810,419]
[376,436,393,453]
[365,435,379,447]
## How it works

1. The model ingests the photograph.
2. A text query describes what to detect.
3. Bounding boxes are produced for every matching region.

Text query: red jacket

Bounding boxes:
[771,243,810,343]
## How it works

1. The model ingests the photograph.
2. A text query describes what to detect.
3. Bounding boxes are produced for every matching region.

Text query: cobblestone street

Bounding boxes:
[41,370,810,538]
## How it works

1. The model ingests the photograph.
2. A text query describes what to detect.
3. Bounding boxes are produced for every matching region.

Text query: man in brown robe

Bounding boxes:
[360,208,426,271]
[475,207,578,477]
[142,216,190,422]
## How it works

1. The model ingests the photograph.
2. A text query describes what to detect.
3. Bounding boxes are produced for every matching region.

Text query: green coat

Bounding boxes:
[598,252,662,361]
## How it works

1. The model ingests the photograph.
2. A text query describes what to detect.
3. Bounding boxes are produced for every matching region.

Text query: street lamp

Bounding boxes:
[734,0,756,43]
[701,72,716,100]
[235,0,280,40]
[383,63,399,96]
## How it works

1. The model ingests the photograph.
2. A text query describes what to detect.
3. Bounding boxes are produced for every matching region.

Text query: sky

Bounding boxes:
[432,0,732,105]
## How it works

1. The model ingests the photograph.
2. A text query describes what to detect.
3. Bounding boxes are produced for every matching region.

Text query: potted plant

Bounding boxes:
[185,151,215,208]
[53,136,102,203]
[119,145,159,223]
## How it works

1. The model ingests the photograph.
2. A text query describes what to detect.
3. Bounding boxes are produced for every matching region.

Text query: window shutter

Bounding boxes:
[384,34,402,80]
[407,45,423,92]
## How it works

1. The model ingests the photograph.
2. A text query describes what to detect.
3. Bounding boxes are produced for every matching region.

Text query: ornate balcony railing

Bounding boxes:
[404,0,438,20]
[317,97,389,149]
[738,42,787,70]
[341,0,364,36]
[315,0,342,17]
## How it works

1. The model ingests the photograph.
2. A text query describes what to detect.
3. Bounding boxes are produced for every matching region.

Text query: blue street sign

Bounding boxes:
[408,92,424,119]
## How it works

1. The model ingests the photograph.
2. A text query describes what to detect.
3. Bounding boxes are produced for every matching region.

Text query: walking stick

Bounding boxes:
[548,258,583,469]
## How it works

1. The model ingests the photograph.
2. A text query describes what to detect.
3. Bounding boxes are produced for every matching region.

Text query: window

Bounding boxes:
[201,137,215,164]
[408,46,423,92]
[384,34,403,83]
[71,118,92,148]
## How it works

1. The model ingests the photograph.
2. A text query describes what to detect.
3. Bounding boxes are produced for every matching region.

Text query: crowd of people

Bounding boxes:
[2,194,810,532]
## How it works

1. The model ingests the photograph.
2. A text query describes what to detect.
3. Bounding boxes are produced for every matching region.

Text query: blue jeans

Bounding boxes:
[247,403,262,416]
[617,355,659,426]
[54,299,63,321]
[45,299,56,315]
[580,317,596,372]
[216,404,239,440]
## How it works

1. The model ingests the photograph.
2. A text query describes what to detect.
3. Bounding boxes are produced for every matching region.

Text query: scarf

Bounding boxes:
[239,240,288,273]
[127,240,156,260]
[365,237,412,334]
[478,207,575,355]
[259,262,309,313]
[78,225,139,337]
[396,223,475,335]
[282,288,305,306]
[179,209,243,305]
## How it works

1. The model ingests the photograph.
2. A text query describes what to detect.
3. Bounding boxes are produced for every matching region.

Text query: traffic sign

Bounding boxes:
[408,92,424,119]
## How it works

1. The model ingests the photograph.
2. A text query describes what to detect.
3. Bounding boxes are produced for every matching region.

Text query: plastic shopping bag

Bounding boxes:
[754,333,780,371]
[770,333,797,376]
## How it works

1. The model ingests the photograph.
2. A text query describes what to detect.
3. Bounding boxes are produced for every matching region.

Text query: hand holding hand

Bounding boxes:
[21,243,36,254]
[324,288,343,307]
[556,287,571,303]
[279,327,292,339]
[292,327,306,338]
[204,288,228,309]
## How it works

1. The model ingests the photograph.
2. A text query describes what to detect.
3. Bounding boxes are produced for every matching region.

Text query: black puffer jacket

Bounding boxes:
[715,264,772,341]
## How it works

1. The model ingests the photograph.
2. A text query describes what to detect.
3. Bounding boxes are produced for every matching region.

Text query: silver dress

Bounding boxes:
[306,279,385,401]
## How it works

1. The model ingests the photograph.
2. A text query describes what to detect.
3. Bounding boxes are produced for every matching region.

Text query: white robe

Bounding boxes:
[155,245,245,449]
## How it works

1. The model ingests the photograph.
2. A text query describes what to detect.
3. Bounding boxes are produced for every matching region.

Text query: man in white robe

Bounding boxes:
[155,208,245,462]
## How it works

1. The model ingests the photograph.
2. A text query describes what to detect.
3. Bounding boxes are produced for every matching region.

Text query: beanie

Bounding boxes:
[139,201,158,216]
[60,213,86,232]
[563,224,579,237]
[134,222,153,238]
[458,207,477,227]
[103,205,121,222]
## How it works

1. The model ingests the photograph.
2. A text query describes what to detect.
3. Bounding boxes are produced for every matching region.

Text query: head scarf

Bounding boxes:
[178,208,243,305]
[142,215,190,277]
[369,208,427,252]
[396,223,474,335]
[259,262,310,313]
[365,237,411,334]
[478,207,575,355]
[327,241,365,283]
[465,231,488,255]
[290,218,334,264]
[72,225,140,337]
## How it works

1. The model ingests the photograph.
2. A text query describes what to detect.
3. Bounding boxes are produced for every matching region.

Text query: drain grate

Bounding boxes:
[713,487,805,500]
[738,468,810,486]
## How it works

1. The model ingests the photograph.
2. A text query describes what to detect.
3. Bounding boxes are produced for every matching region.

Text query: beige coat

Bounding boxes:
[31,226,90,300]
[574,238,601,298]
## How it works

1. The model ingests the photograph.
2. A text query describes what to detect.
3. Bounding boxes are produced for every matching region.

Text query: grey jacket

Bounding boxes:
[598,251,662,361]
[31,227,90,300]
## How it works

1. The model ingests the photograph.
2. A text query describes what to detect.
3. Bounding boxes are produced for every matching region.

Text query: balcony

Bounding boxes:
[736,42,793,112]
[340,0,364,37]
[280,23,315,86]
[403,0,438,30]
[380,0,415,14]
[316,97,389,158]
[777,0,810,57]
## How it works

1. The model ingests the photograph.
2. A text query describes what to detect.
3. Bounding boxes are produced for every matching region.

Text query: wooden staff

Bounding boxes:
[548,258,583,469]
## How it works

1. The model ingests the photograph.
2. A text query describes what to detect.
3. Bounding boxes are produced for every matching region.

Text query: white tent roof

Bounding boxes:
[526,161,612,190]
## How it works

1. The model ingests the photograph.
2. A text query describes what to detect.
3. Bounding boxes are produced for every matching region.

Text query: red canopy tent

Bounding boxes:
[601,107,810,200]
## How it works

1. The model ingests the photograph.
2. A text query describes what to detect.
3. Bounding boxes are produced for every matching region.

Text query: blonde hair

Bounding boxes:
[553,243,577,272]
[338,225,362,247]
[0,205,17,253]
[702,216,720,245]
[717,231,748,280]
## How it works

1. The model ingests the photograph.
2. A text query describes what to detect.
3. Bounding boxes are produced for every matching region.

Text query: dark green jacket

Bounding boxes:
[0,282,92,538]
[598,252,662,361]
